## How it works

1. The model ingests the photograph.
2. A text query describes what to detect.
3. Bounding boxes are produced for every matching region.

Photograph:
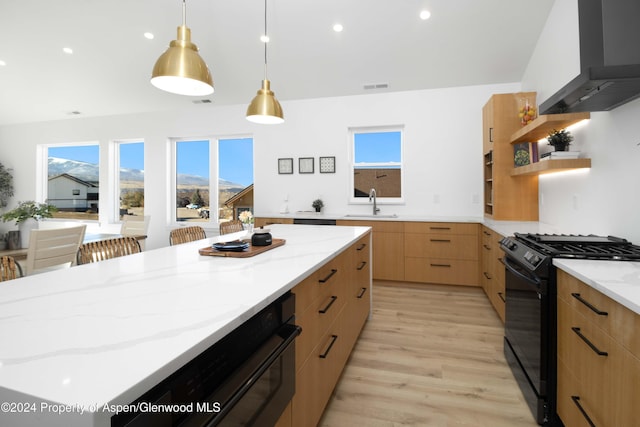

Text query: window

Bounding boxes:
[116,141,144,219]
[172,137,253,224]
[46,143,100,220]
[350,127,403,202]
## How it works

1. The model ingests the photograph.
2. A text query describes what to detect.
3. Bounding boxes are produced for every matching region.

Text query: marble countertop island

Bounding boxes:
[0,224,370,427]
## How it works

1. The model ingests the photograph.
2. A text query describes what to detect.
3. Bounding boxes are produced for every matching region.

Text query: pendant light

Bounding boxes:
[246,0,284,124]
[151,0,214,96]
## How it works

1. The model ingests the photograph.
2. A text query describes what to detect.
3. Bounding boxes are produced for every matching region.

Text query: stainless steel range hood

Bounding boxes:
[540,0,640,114]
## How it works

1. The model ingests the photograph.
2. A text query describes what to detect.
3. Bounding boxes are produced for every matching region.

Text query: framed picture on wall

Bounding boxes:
[299,157,314,174]
[319,156,335,173]
[278,158,293,174]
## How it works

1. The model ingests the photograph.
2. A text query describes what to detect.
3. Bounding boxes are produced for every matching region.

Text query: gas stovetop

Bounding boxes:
[513,233,640,261]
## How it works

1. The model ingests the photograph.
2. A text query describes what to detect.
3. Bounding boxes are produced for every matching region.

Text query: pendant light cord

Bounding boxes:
[182,0,187,27]
[263,0,268,79]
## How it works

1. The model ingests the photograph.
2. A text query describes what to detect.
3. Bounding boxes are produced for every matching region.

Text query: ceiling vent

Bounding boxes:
[363,83,389,90]
[192,99,213,104]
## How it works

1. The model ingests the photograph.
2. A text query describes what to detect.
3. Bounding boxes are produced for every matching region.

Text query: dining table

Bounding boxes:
[0,233,147,261]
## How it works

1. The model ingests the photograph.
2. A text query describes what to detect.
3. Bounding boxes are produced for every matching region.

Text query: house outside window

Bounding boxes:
[350,126,404,203]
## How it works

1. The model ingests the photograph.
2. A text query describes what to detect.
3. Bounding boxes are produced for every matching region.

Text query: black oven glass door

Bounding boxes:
[504,256,549,398]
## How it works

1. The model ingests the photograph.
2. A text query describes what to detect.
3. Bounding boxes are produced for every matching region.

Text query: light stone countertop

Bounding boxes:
[0,224,371,427]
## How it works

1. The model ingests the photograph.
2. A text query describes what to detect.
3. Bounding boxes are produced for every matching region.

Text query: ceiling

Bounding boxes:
[0,0,555,127]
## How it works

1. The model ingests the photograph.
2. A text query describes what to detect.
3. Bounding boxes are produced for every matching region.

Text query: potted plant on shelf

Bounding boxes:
[312,199,324,213]
[547,129,574,152]
[1,200,58,248]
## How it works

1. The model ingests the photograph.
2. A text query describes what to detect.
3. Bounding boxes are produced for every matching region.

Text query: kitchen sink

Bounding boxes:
[343,214,398,218]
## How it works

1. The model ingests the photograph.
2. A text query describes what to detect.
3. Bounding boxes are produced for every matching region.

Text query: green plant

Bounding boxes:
[546,129,574,149]
[0,163,14,208]
[1,201,58,224]
[312,199,324,210]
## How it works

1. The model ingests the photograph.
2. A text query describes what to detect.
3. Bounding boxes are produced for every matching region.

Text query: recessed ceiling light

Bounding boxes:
[0,60,6,66]
[420,10,431,20]
[260,34,270,43]
[62,47,73,54]
[144,32,154,40]
[333,23,343,32]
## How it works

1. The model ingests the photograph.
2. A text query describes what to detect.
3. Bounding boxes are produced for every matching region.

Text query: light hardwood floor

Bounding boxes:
[319,281,539,427]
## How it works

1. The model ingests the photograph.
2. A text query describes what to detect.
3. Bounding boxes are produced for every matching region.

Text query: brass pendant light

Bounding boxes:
[246,0,284,124]
[151,0,214,96]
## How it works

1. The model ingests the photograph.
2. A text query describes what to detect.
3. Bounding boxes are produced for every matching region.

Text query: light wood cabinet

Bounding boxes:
[404,222,479,286]
[254,217,294,226]
[482,92,539,220]
[480,226,506,322]
[557,270,640,427]
[290,231,372,427]
[337,220,404,281]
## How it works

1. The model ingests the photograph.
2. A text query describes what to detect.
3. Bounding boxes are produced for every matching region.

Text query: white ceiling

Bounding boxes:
[0,0,555,127]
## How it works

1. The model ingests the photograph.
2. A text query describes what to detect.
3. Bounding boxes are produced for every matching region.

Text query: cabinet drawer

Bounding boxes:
[405,233,478,260]
[404,257,479,286]
[292,308,348,427]
[558,270,640,357]
[404,222,478,235]
[557,358,604,427]
[293,259,344,315]
[295,277,347,369]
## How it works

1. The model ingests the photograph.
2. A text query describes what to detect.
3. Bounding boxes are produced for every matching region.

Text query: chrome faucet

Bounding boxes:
[369,188,380,215]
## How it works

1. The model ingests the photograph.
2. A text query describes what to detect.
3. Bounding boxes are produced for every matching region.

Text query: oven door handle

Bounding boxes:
[206,323,302,427]
[502,256,541,287]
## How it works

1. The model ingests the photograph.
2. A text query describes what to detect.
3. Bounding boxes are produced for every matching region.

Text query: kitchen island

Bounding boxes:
[0,224,371,427]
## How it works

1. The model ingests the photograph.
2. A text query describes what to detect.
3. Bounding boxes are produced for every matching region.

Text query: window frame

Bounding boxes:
[112,139,145,222]
[348,125,405,205]
[36,140,101,222]
[169,134,253,226]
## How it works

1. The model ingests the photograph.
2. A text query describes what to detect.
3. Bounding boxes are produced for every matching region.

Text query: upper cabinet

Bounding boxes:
[482,93,539,221]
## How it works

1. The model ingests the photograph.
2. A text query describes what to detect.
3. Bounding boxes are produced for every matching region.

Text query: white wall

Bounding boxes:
[522,0,640,242]
[0,82,520,250]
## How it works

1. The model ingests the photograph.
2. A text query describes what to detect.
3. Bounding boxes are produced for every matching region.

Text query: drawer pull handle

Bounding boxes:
[430,227,451,230]
[430,263,451,268]
[483,230,491,236]
[498,292,505,303]
[571,396,597,427]
[357,261,367,271]
[430,239,451,243]
[356,243,367,251]
[483,244,491,250]
[483,272,491,279]
[357,287,367,299]
[318,269,338,283]
[319,335,338,359]
[318,296,338,314]
[571,327,608,356]
[571,293,608,316]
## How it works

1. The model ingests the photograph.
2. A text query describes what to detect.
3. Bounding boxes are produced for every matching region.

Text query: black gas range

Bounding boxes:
[499,233,640,426]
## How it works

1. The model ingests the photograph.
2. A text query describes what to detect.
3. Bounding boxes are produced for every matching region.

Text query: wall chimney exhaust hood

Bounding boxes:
[540,0,640,114]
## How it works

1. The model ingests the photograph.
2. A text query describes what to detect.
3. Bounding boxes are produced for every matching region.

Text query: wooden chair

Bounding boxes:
[169,226,207,245]
[120,215,150,250]
[0,256,21,281]
[219,220,244,235]
[24,225,86,276]
[77,236,142,265]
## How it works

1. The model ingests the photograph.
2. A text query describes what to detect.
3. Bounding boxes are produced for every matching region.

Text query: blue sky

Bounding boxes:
[49,138,254,186]
[354,131,401,163]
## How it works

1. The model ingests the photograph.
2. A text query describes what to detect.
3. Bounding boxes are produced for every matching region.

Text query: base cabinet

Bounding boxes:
[480,226,505,322]
[289,232,372,427]
[557,270,640,427]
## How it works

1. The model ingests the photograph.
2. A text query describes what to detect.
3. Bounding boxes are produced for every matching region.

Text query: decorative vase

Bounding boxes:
[244,223,254,234]
[7,231,20,250]
[554,144,568,152]
[315,207,321,213]
[18,218,38,248]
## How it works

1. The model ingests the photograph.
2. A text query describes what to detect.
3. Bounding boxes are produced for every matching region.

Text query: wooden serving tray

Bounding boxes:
[199,238,286,258]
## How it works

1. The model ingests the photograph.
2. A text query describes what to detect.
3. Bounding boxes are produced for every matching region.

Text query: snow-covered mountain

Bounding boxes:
[48,157,246,189]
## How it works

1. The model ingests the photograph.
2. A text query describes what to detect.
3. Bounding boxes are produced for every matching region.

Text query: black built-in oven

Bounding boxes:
[502,252,556,425]
[112,292,301,427]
